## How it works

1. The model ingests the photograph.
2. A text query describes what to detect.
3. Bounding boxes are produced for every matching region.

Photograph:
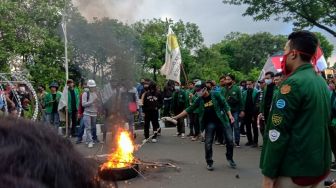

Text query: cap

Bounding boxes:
[66,79,74,84]
[87,79,96,87]
[49,82,59,88]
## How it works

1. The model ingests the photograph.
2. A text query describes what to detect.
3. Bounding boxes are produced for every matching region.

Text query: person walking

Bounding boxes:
[260,31,331,188]
[221,74,244,147]
[173,81,236,170]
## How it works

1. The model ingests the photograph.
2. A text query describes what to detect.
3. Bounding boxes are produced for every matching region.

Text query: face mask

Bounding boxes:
[265,79,272,85]
[84,88,89,92]
[174,86,180,90]
[281,50,314,76]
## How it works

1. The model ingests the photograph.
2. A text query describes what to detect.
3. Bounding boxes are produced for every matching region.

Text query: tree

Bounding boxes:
[214,32,287,74]
[222,0,336,37]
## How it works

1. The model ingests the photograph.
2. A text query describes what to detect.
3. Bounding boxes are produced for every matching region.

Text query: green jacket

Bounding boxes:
[44,91,62,114]
[331,91,336,126]
[242,88,260,113]
[186,92,231,131]
[260,64,331,178]
[221,85,243,113]
[171,89,190,114]
[67,88,80,113]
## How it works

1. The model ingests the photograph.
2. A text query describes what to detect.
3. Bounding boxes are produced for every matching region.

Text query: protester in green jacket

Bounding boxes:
[45,82,62,128]
[328,80,336,172]
[171,82,189,138]
[260,31,331,188]
[221,74,244,147]
[173,81,235,170]
[66,79,80,137]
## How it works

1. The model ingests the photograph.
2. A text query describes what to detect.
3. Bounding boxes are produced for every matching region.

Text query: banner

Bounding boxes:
[160,27,181,84]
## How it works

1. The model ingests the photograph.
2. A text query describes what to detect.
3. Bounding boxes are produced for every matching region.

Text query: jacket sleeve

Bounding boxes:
[238,87,244,111]
[261,79,300,178]
[259,88,266,114]
[186,97,200,114]
[214,92,231,112]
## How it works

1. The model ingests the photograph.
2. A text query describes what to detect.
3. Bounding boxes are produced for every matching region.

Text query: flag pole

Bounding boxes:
[180,63,188,84]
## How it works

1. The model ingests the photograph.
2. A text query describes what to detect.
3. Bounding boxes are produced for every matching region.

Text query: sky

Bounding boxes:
[73,0,335,63]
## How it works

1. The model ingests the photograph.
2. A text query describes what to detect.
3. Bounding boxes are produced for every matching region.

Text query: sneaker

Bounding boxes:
[191,136,198,141]
[228,160,237,169]
[240,134,246,137]
[75,140,82,144]
[157,132,161,136]
[220,143,226,147]
[175,132,181,137]
[181,133,185,139]
[206,164,214,171]
[187,133,194,137]
[235,143,241,148]
[93,139,101,144]
[88,142,94,148]
[151,139,157,143]
[331,164,336,172]
[215,141,220,145]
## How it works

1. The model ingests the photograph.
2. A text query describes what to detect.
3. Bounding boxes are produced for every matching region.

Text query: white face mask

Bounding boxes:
[84,88,89,92]
[174,86,180,90]
[265,79,272,85]
[19,87,25,92]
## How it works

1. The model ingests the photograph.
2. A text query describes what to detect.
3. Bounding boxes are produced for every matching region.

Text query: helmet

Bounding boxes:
[49,82,59,88]
[87,79,96,87]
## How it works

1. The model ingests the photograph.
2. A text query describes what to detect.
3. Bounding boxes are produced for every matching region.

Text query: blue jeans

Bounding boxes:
[46,112,60,128]
[78,115,98,141]
[127,112,135,134]
[231,112,240,144]
[205,121,234,165]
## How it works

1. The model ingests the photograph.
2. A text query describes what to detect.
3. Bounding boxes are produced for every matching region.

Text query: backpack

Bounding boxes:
[80,91,90,111]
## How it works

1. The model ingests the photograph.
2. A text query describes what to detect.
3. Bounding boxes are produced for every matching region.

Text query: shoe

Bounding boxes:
[187,133,194,137]
[181,133,185,139]
[331,164,336,172]
[75,140,82,144]
[93,139,101,144]
[88,142,94,148]
[215,141,220,145]
[220,143,226,147]
[175,132,181,136]
[157,132,161,136]
[235,143,241,148]
[206,164,214,171]
[240,134,246,137]
[228,160,237,169]
[151,138,157,143]
[245,142,253,146]
[191,136,198,141]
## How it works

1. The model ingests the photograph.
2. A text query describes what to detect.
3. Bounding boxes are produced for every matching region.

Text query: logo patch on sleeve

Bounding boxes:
[269,129,280,142]
[280,84,291,94]
[272,114,283,126]
[276,99,286,109]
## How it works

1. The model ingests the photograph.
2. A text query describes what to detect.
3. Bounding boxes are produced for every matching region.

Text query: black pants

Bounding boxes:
[176,118,185,134]
[240,117,246,135]
[144,110,160,139]
[215,124,224,144]
[69,111,77,136]
[245,113,258,144]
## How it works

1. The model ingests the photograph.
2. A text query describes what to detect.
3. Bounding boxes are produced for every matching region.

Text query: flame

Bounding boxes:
[101,129,135,169]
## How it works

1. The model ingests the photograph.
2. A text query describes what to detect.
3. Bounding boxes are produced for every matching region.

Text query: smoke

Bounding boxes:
[72,0,144,22]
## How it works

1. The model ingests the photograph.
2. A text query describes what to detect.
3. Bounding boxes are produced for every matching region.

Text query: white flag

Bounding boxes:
[58,85,68,122]
[160,27,181,84]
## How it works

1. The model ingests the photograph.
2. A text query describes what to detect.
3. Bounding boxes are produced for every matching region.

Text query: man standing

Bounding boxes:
[259,71,275,126]
[173,81,235,170]
[45,82,61,129]
[242,80,260,147]
[221,74,244,147]
[37,85,48,122]
[171,82,189,138]
[67,79,79,137]
[82,79,99,148]
[261,31,331,188]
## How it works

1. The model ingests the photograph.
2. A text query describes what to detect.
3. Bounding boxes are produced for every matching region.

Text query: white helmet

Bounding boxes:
[87,79,96,87]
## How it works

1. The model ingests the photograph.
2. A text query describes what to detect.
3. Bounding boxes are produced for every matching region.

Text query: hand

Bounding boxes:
[229,115,235,124]
[239,111,245,118]
[262,176,275,188]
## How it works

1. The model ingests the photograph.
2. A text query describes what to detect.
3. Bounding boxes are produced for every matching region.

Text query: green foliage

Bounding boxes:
[222,0,336,37]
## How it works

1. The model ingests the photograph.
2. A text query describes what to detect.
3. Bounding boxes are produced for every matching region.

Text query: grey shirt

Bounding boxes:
[82,92,98,117]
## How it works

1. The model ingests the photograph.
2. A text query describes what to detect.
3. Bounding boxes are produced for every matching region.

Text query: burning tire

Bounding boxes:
[98,164,139,181]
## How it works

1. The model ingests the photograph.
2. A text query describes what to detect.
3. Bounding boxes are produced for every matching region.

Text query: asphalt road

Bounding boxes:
[75,127,335,188]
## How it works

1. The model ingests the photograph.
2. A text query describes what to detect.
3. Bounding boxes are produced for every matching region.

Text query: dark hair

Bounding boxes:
[274,72,283,77]
[265,71,275,78]
[240,80,246,84]
[226,74,235,81]
[0,117,101,188]
[219,75,226,81]
[288,31,318,62]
